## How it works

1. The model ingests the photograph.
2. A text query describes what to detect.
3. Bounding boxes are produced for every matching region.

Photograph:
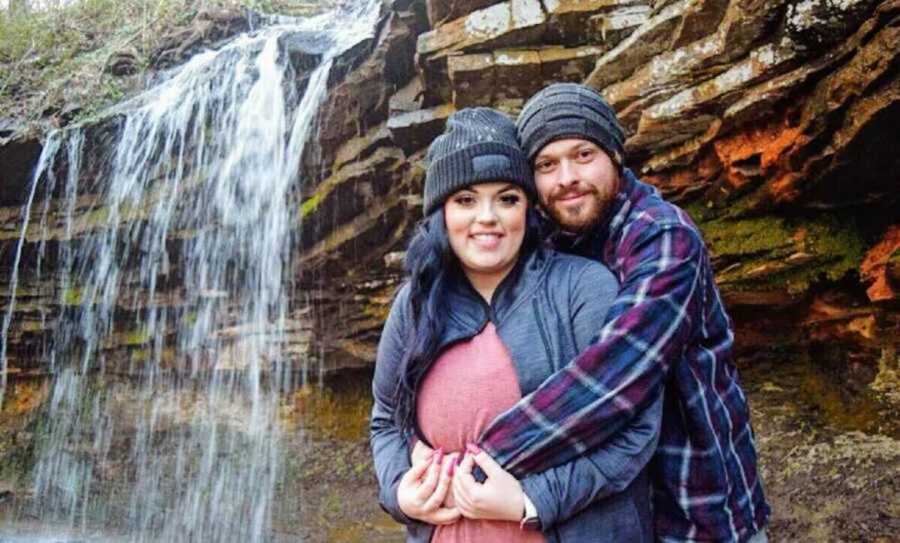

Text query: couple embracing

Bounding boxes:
[370,83,771,543]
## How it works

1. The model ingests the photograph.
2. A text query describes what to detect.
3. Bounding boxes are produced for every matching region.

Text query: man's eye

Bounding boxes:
[535,161,553,172]
[577,149,595,161]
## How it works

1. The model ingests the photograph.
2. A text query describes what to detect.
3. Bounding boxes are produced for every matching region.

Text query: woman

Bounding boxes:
[370,108,662,542]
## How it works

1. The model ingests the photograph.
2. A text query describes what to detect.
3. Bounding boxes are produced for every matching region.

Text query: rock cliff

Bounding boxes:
[298,0,900,389]
[1,0,898,386]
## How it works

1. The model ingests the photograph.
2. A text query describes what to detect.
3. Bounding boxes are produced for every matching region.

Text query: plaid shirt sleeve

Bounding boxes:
[478,221,704,477]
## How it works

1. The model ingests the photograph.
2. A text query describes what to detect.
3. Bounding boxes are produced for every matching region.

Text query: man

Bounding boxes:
[476,83,770,542]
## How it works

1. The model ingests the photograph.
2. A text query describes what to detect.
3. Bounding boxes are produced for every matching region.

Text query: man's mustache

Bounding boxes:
[547,184,598,205]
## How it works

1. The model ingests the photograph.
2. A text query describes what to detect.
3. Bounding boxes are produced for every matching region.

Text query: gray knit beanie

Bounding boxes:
[516,83,625,167]
[424,108,534,216]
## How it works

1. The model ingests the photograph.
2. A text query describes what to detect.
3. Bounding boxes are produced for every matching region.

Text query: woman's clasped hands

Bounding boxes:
[397,447,461,525]
[398,441,526,525]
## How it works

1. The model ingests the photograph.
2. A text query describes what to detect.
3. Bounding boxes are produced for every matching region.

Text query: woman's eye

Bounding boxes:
[499,194,521,206]
[453,195,476,206]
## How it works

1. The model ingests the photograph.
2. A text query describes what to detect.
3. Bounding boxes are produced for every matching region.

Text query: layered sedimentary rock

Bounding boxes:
[1,0,898,383]
[295,0,899,380]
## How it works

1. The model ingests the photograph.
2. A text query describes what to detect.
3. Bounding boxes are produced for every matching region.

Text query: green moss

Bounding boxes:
[81,206,111,227]
[699,214,794,259]
[297,146,405,223]
[130,348,151,363]
[62,287,84,306]
[805,218,866,282]
[122,327,151,346]
[688,201,866,294]
[299,193,323,218]
[289,383,372,442]
[18,320,46,332]
[361,285,395,322]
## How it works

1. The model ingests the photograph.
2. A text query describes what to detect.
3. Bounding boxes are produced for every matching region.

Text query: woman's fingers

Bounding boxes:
[455,451,477,487]
[443,486,457,508]
[423,453,456,511]
[400,453,432,486]
[415,450,443,500]
[398,455,436,520]
[451,447,525,521]
[469,447,503,477]
[429,506,462,525]
[410,439,434,465]
[452,476,473,515]
[452,453,477,513]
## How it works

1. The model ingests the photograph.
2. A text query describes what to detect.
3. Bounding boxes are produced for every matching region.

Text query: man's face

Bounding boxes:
[533,139,620,233]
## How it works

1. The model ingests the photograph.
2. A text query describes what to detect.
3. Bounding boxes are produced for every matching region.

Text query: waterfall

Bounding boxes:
[0,0,380,540]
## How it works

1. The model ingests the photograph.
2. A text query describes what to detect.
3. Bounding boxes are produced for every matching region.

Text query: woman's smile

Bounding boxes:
[469,231,505,250]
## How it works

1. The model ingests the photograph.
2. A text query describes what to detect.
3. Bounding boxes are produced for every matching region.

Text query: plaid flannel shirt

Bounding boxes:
[479,170,769,542]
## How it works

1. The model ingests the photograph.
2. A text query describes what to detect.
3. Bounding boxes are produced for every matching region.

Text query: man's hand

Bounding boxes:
[397,449,461,525]
[452,444,525,522]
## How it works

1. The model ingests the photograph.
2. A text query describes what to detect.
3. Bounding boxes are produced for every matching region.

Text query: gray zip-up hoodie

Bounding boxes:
[370,247,662,542]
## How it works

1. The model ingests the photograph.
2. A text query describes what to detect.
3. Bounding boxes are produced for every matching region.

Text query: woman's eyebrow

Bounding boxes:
[497,184,519,193]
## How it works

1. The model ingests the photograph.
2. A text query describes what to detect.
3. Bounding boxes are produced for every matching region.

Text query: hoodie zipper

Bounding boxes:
[532,297,554,364]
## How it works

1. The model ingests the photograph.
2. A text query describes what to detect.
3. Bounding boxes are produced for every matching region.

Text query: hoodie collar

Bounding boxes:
[443,247,552,333]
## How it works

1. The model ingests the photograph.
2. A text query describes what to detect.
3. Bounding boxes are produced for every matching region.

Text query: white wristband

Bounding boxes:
[523,494,537,520]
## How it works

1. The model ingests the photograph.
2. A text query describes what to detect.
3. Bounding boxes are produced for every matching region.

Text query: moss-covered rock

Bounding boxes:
[687,199,866,295]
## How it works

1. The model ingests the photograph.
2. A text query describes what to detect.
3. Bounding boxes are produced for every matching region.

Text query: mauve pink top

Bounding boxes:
[416,322,546,543]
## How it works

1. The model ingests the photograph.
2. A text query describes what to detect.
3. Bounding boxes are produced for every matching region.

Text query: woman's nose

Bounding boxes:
[475,200,498,223]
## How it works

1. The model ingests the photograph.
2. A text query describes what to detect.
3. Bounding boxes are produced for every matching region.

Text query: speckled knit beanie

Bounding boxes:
[424,108,534,216]
[516,83,625,167]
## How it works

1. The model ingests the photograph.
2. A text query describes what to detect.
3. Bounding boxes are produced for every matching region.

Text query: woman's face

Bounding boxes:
[443,182,527,282]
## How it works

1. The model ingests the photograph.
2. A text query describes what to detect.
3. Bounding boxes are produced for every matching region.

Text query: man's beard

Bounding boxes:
[543,187,611,234]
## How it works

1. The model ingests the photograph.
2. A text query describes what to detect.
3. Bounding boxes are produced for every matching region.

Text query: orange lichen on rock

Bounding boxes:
[767,172,803,204]
[0,379,49,419]
[644,153,722,198]
[861,224,900,302]
[712,116,803,190]
[643,166,702,193]
[804,295,879,345]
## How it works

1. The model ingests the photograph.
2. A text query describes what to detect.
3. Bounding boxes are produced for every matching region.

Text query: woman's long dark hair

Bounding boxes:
[392,204,546,435]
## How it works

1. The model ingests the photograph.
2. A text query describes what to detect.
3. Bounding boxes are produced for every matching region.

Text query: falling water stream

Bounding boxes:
[0,1,380,540]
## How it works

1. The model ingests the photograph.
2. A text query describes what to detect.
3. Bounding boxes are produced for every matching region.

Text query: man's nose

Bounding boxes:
[557,159,578,188]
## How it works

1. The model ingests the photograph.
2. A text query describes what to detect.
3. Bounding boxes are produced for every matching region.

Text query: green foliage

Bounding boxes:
[0,0,332,124]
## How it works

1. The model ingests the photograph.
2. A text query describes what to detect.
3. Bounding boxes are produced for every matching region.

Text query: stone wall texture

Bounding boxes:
[1,0,898,383]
